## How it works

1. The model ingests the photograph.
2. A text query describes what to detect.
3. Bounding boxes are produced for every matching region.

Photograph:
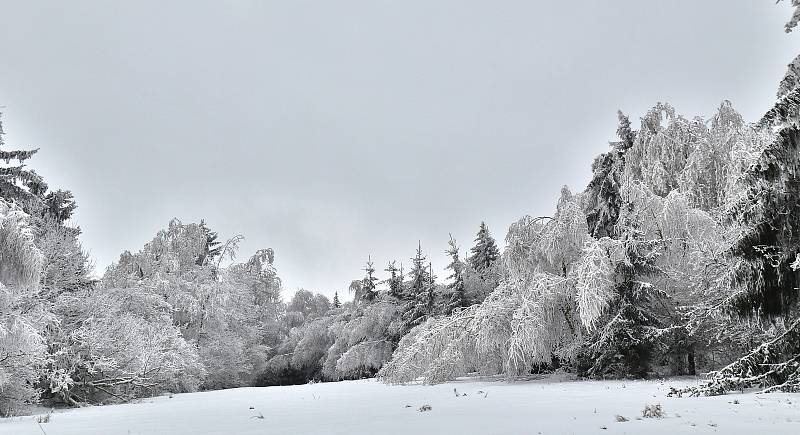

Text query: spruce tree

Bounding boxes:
[361,256,378,302]
[444,235,467,314]
[0,114,45,204]
[398,242,436,330]
[407,242,432,298]
[333,291,341,308]
[423,262,436,315]
[468,222,500,271]
[196,219,223,266]
[726,70,800,317]
[384,260,403,299]
[584,111,635,238]
[0,114,76,222]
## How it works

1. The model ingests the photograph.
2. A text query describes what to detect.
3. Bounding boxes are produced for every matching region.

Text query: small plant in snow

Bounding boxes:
[37,412,52,424]
[418,404,432,412]
[642,404,664,418]
[615,415,628,422]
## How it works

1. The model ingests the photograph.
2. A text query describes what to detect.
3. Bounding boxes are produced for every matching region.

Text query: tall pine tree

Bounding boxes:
[400,242,437,330]
[407,242,431,299]
[584,111,636,238]
[468,222,499,271]
[361,256,379,302]
[196,219,223,266]
[0,114,76,222]
[384,260,404,299]
[444,235,466,314]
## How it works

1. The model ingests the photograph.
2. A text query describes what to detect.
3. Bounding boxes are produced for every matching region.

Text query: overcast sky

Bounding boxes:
[0,1,797,300]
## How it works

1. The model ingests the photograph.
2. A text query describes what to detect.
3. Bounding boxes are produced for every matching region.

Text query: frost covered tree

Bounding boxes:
[323,300,399,380]
[196,219,222,266]
[287,289,330,320]
[624,104,702,198]
[0,115,45,206]
[31,218,93,300]
[468,222,500,271]
[384,261,404,299]
[669,57,800,396]
[101,219,282,390]
[333,291,341,308]
[45,287,205,406]
[398,243,438,332]
[725,74,800,318]
[584,111,634,238]
[0,200,48,415]
[360,256,378,302]
[381,187,605,383]
[444,235,467,314]
[0,114,76,223]
[581,227,669,379]
[779,0,800,33]
[675,101,742,212]
[462,223,501,304]
[407,242,431,298]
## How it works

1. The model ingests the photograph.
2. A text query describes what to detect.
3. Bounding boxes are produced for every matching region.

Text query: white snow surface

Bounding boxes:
[2,376,799,435]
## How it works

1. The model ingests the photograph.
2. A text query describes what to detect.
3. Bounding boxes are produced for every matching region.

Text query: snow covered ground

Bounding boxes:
[2,376,799,435]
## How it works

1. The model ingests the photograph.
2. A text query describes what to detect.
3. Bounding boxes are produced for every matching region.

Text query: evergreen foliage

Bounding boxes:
[468,222,500,271]
[584,111,633,238]
[444,235,467,314]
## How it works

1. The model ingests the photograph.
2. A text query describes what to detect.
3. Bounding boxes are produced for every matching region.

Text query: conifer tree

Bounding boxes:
[779,0,800,33]
[584,111,635,238]
[468,222,500,271]
[196,219,222,266]
[444,235,467,314]
[384,261,404,299]
[725,70,800,317]
[423,262,436,314]
[396,242,437,332]
[0,114,46,204]
[0,114,77,222]
[361,256,378,302]
[406,262,437,324]
[333,291,341,308]
[406,242,432,298]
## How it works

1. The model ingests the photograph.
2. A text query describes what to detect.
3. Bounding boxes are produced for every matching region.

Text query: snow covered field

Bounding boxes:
[2,376,798,435]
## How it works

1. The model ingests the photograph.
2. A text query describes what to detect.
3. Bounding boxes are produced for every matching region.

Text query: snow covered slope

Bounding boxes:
[2,377,799,434]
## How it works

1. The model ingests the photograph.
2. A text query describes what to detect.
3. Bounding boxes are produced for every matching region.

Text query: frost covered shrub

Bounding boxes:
[642,404,664,418]
[46,287,205,405]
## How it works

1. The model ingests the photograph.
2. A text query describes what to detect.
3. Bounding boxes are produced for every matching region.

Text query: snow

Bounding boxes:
[2,376,799,435]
